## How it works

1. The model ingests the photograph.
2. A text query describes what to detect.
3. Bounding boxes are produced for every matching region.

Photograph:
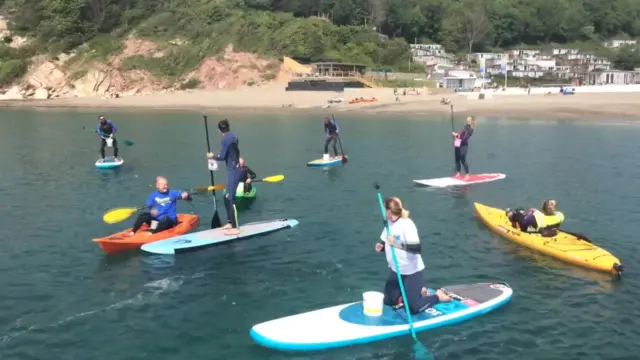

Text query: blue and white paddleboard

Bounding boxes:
[250,282,512,351]
[307,156,347,167]
[140,218,299,255]
[95,156,123,169]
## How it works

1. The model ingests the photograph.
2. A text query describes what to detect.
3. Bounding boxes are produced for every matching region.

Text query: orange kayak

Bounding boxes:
[92,214,200,254]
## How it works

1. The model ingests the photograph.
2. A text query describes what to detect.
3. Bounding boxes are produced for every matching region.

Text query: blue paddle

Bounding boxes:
[374,182,433,359]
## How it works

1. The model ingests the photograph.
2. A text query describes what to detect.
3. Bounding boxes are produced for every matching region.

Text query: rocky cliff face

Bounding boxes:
[0,19,285,101]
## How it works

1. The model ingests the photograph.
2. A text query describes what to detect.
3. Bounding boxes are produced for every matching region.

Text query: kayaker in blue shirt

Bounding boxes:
[239,157,257,195]
[207,119,242,235]
[128,176,191,235]
[451,116,475,179]
[96,115,120,160]
[323,117,339,157]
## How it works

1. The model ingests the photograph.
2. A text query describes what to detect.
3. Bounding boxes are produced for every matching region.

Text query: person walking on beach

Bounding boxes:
[452,116,476,179]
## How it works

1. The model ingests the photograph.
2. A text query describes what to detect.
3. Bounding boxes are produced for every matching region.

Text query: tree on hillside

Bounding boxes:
[441,0,491,54]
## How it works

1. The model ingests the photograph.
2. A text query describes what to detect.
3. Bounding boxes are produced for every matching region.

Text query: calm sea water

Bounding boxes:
[0,108,639,360]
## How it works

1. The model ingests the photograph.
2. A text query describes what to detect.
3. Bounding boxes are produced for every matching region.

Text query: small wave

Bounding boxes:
[0,274,199,344]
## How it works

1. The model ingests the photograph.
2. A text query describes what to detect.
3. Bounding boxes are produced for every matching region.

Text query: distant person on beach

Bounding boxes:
[323,117,339,157]
[96,115,119,160]
[207,119,242,235]
[452,116,476,179]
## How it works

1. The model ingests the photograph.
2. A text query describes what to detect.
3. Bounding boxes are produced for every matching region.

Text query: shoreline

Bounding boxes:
[2,86,640,118]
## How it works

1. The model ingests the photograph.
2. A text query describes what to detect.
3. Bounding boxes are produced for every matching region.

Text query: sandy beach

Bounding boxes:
[2,84,640,118]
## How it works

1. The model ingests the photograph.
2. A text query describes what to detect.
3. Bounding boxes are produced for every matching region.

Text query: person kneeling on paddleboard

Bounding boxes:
[323,117,339,158]
[239,157,256,195]
[129,176,191,236]
[452,116,475,180]
[96,115,120,161]
[505,199,564,237]
[375,197,451,314]
[207,119,242,235]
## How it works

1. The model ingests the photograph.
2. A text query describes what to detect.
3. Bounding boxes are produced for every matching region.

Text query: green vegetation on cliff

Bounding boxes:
[2,0,640,86]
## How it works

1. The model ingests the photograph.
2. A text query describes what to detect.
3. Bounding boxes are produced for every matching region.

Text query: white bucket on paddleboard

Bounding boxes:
[150,220,159,230]
[322,153,330,161]
[106,138,113,147]
[362,291,384,317]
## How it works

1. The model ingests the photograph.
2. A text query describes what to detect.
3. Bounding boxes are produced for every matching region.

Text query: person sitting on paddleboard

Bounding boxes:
[375,197,451,314]
[452,116,475,180]
[96,115,119,161]
[505,199,564,237]
[207,119,242,235]
[128,176,191,236]
[239,157,256,195]
[323,117,339,158]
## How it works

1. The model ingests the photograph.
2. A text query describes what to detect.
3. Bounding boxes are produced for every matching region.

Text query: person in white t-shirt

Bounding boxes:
[375,197,451,314]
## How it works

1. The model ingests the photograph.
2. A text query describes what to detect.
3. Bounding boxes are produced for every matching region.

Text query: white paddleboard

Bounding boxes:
[95,157,123,169]
[140,218,298,255]
[307,156,347,167]
[413,173,505,187]
[250,282,512,351]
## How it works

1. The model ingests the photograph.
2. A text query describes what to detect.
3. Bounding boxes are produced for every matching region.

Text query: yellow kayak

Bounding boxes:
[474,202,623,277]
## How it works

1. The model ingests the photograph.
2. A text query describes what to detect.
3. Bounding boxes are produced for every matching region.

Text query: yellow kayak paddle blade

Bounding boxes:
[191,184,226,193]
[261,175,285,183]
[103,207,138,224]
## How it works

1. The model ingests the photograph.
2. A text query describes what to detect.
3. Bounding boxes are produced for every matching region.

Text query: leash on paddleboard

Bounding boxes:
[374,182,432,358]
[82,126,134,146]
[331,114,348,164]
[203,115,223,229]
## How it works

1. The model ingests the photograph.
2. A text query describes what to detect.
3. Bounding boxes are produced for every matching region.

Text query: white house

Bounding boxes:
[604,39,638,48]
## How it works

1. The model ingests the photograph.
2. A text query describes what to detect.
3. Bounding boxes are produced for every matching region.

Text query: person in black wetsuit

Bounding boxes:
[207,119,242,235]
[323,117,340,157]
[96,115,119,160]
[239,157,257,195]
[452,116,475,179]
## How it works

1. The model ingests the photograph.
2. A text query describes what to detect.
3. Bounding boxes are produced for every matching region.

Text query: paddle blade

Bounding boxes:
[124,140,134,146]
[261,175,284,183]
[341,154,348,164]
[211,210,222,229]
[192,184,226,193]
[103,207,138,224]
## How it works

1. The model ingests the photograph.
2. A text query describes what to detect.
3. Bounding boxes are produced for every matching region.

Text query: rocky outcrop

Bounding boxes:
[72,69,112,97]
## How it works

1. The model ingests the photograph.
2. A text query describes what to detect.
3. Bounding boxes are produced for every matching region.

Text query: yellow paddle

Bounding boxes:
[253,174,284,183]
[102,184,226,224]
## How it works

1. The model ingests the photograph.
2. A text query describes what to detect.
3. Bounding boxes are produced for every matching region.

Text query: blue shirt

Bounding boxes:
[213,131,240,170]
[324,120,339,136]
[97,120,117,137]
[145,189,182,221]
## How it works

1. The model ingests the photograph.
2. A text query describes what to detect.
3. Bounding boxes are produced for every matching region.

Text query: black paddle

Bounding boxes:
[561,230,593,243]
[204,115,223,229]
[331,114,348,164]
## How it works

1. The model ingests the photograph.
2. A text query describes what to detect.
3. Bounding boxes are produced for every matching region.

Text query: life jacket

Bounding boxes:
[532,210,564,230]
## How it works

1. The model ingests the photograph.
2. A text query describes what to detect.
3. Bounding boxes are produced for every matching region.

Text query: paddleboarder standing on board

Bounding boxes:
[96,115,119,161]
[452,116,475,180]
[207,119,242,235]
[323,117,339,158]
[375,197,451,313]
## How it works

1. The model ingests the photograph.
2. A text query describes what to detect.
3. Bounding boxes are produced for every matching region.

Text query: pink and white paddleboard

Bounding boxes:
[413,173,506,188]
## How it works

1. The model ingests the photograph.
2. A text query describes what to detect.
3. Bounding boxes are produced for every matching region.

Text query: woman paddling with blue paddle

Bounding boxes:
[375,196,451,312]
